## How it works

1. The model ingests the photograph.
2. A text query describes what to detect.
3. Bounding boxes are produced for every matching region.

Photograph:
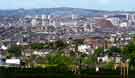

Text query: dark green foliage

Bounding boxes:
[7,45,22,57]
[109,47,121,53]
[95,48,104,56]
[80,56,96,64]
[30,43,49,49]
[121,42,135,68]
[50,40,68,49]
[47,52,74,65]
[30,40,68,50]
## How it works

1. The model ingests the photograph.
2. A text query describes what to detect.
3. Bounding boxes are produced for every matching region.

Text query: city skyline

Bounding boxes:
[0,0,135,11]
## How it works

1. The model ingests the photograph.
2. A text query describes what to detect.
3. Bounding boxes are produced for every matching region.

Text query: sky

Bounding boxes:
[0,0,135,11]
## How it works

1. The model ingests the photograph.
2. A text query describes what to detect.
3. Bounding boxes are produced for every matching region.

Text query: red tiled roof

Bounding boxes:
[96,19,113,28]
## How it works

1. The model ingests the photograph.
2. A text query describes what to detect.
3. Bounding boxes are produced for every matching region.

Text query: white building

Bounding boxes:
[1,45,8,50]
[31,19,37,26]
[33,51,49,56]
[6,59,21,65]
[97,55,110,63]
[97,53,122,64]
[120,22,128,27]
[106,17,120,26]
[78,45,93,55]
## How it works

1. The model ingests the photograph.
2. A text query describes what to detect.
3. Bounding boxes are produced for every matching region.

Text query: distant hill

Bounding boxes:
[0,7,134,16]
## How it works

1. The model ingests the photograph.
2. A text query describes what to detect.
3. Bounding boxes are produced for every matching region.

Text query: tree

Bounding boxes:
[122,42,135,68]
[54,40,68,50]
[47,52,74,65]
[126,42,135,53]
[48,40,68,50]
[122,42,135,58]
[122,47,129,58]
[95,48,104,56]
[128,52,135,68]
[108,47,122,56]
[7,45,22,57]
[35,56,48,64]
[81,56,96,64]
[109,46,121,53]
[30,43,49,50]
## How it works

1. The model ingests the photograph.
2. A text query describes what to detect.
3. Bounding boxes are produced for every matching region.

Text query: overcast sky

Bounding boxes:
[0,0,134,11]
